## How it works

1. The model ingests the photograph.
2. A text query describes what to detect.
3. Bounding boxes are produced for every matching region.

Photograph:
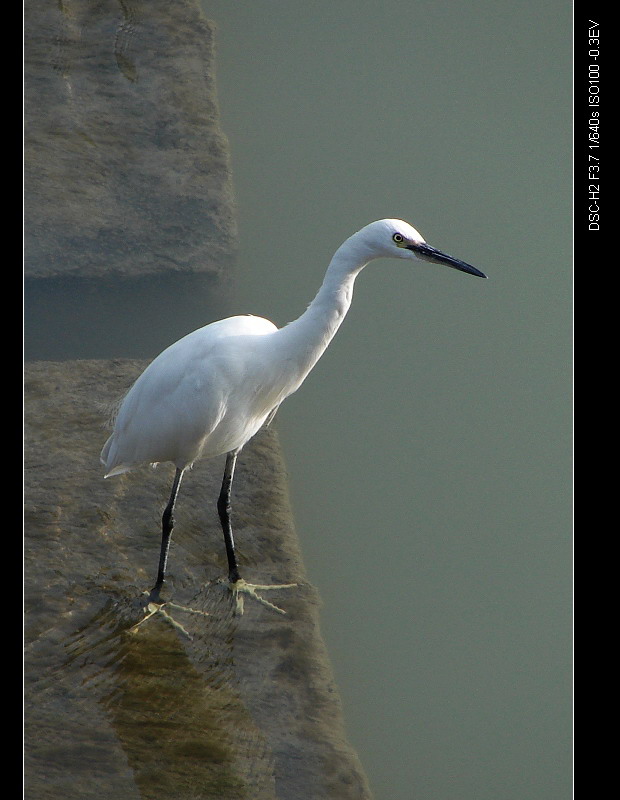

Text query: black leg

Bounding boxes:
[149,467,184,602]
[217,450,241,583]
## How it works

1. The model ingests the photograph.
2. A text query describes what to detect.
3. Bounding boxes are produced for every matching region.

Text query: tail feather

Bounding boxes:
[100,434,127,477]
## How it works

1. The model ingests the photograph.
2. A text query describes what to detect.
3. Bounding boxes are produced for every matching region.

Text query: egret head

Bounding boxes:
[356,219,487,278]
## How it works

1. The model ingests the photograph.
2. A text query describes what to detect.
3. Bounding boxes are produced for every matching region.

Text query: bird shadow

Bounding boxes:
[25,581,277,798]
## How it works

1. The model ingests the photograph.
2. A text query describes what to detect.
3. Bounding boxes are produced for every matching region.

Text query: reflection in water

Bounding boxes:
[26,584,276,800]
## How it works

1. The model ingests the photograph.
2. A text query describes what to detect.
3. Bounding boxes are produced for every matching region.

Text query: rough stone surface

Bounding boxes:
[24,0,237,281]
[24,360,374,800]
[24,0,237,360]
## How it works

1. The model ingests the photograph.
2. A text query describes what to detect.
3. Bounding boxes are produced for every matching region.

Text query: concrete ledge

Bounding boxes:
[24,1,236,282]
[24,359,374,800]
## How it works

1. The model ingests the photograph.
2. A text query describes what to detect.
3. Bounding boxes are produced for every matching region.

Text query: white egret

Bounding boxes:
[101,219,487,615]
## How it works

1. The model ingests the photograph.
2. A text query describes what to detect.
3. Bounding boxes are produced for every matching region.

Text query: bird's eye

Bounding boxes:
[392,233,404,243]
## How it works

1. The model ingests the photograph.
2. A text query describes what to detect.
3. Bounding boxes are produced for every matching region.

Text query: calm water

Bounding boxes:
[201,2,572,798]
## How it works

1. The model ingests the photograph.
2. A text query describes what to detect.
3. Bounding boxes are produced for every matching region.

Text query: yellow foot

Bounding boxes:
[127,594,210,639]
[224,577,297,616]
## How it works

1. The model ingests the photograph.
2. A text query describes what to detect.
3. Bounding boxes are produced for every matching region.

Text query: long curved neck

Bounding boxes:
[272,235,372,388]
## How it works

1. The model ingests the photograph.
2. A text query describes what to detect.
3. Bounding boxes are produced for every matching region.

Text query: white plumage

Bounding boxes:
[101,219,486,614]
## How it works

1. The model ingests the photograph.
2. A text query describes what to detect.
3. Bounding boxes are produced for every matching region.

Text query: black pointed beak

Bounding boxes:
[407,242,488,279]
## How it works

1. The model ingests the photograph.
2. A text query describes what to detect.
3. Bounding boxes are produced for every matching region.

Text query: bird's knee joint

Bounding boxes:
[217,496,231,518]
